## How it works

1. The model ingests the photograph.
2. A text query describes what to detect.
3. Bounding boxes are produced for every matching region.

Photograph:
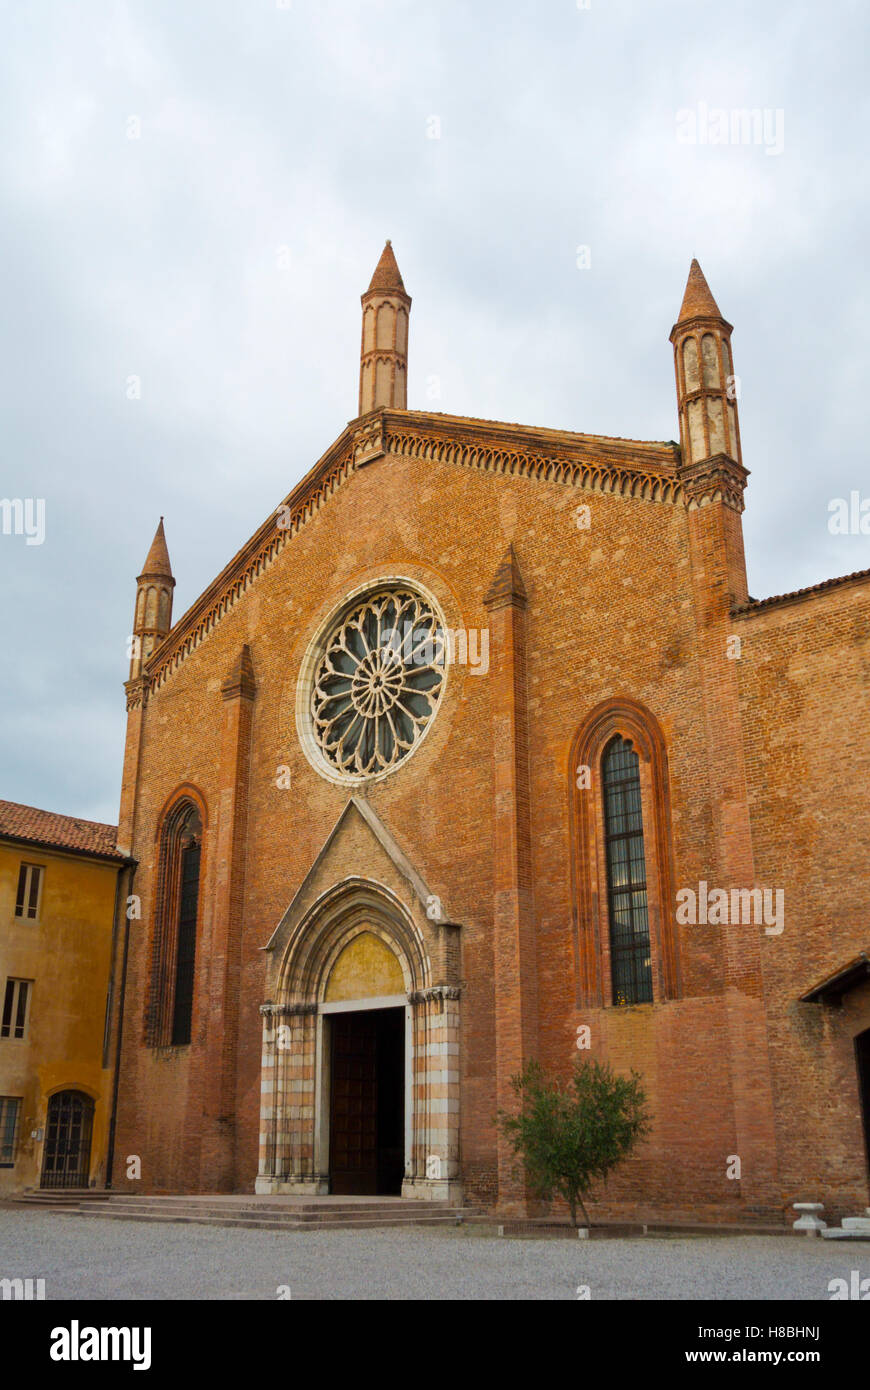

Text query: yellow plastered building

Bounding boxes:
[0,801,129,1194]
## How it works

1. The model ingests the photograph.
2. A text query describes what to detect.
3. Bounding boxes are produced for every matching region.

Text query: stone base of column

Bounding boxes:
[254,1175,329,1196]
[401,1177,464,1203]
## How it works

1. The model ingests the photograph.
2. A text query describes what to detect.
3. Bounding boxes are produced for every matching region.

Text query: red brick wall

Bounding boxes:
[110,433,870,1220]
[736,578,870,1220]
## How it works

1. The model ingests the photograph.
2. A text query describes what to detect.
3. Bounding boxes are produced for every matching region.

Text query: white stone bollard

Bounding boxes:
[792,1202,826,1235]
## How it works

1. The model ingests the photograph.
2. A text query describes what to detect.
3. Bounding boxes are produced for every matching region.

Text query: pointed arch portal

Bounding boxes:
[256,880,461,1200]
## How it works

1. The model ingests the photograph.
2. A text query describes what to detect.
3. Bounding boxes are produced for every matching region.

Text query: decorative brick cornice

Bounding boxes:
[124,675,149,712]
[669,312,734,341]
[140,410,683,697]
[352,413,387,468]
[384,413,682,502]
[145,429,356,694]
[677,453,748,513]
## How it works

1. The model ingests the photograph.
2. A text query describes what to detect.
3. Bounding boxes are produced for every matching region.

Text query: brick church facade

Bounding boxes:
[109,244,870,1221]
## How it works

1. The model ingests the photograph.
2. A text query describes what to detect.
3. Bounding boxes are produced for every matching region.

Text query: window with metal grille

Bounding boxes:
[1,979,32,1040]
[14,863,43,921]
[41,1090,94,1189]
[602,736,653,1005]
[0,1097,21,1165]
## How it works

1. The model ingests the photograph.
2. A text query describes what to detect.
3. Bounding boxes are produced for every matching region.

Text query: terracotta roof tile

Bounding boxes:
[0,800,124,860]
[732,566,870,616]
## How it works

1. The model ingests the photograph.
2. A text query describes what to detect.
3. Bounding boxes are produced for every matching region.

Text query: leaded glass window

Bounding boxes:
[311,587,445,779]
[602,736,653,1005]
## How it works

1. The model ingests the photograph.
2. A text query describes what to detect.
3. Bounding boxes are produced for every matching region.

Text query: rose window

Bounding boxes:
[310,588,445,778]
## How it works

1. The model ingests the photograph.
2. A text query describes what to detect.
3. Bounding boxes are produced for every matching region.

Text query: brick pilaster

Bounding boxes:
[197,645,256,1190]
[681,467,781,1213]
[483,546,539,1215]
[117,677,148,857]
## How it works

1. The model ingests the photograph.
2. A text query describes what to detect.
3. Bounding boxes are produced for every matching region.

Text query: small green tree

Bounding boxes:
[498,1057,650,1227]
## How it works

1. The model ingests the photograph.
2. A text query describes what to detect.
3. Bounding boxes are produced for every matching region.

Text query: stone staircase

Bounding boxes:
[13,1192,479,1232]
[12,1190,111,1211]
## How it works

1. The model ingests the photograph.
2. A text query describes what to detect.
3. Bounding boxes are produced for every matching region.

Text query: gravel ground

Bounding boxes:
[0,1208,864,1300]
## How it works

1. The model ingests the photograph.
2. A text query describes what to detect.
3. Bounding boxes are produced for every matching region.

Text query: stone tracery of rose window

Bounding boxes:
[311,588,445,778]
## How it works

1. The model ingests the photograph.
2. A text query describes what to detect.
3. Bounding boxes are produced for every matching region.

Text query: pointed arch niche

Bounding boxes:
[569,698,680,1007]
[257,879,461,1201]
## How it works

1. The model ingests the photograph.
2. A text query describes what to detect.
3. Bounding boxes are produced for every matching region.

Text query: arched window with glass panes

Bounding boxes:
[146,795,204,1047]
[601,735,653,1005]
[570,699,679,1007]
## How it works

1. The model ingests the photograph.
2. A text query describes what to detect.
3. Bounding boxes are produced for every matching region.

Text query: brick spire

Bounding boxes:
[366,239,407,294]
[139,517,173,579]
[359,241,411,415]
[676,258,724,325]
[129,518,175,679]
[670,260,743,476]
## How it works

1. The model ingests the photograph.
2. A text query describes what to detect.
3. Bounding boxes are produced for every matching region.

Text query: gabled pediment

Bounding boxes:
[263,794,455,958]
[144,408,681,696]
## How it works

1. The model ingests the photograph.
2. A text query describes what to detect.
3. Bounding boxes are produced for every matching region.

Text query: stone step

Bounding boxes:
[14,1190,109,1201]
[72,1206,471,1232]
[12,1192,110,1207]
[81,1207,469,1225]
[84,1200,463,1222]
[97,1196,453,1211]
[821,1228,870,1240]
[841,1217,870,1231]
[87,1197,470,1213]
[13,1188,481,1229]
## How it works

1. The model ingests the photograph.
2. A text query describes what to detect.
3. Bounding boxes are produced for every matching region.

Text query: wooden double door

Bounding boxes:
[329,1007,404,1195]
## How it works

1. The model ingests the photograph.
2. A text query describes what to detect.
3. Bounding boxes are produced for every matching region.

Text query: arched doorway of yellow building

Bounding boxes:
[323,930,406,1196]
[41,1089,94,1189]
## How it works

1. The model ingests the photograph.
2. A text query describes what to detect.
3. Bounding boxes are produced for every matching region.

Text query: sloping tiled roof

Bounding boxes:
[732,566,870,616]
[0,800,125,861]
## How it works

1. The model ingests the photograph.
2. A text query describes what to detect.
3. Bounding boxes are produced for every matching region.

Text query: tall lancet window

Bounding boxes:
[147,798,204,1047]
[602,736,653,1005]
[171,812,202,1045]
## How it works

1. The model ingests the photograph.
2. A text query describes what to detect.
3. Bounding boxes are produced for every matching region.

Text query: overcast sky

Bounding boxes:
[1,0,868,825]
